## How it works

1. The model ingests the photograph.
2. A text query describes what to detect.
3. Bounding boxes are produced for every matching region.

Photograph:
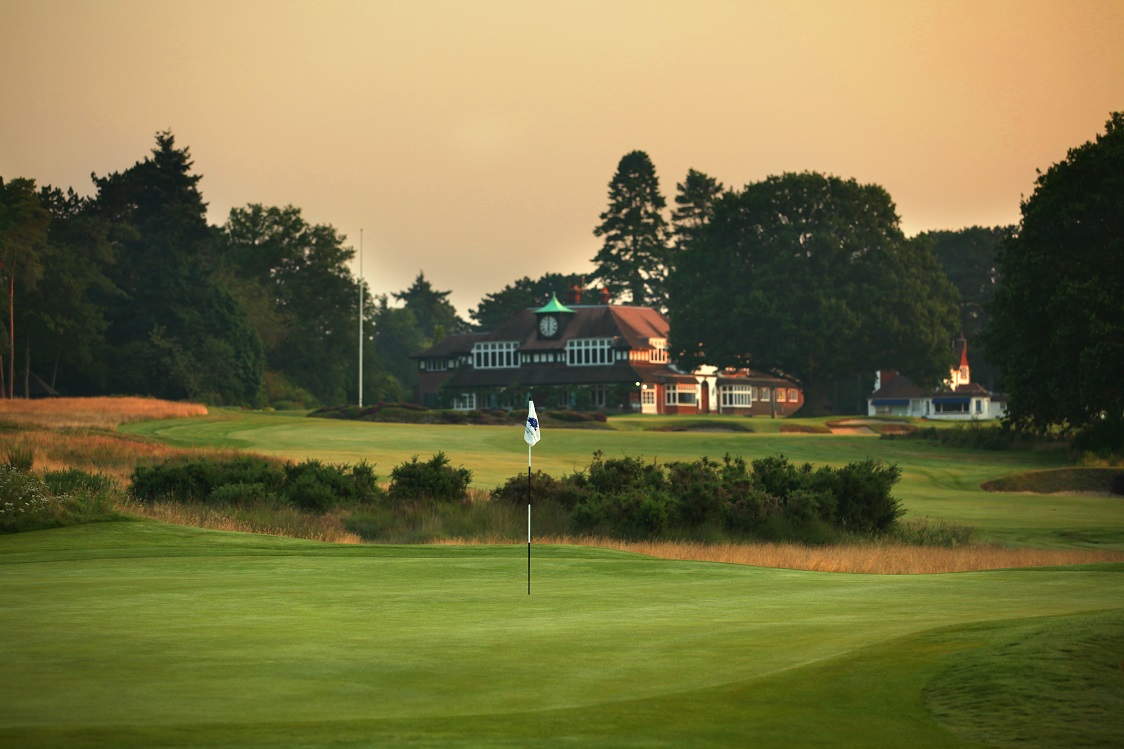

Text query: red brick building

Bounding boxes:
[414,294,803,416]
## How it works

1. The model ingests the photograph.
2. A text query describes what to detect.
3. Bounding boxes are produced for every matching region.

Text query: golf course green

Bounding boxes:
[2,409,1121,747]
[2,522,1121,748]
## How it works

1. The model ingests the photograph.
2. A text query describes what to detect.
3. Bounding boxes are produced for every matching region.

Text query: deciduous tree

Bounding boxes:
[985,112,1124,448]
[670,172,958,414]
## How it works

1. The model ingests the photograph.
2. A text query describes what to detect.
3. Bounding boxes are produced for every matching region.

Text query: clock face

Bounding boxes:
[539,315,558,337]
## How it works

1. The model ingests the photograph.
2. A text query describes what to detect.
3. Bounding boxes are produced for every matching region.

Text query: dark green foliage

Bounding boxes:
[129,455,382,513]
[388,452,472,504]
[470,272,590,330]
[985,113,1124,447]
[670,172,959,414]
[93,132,264,404]
[592,150,672,306]
[491,452,903,541]
[131,455,285,503]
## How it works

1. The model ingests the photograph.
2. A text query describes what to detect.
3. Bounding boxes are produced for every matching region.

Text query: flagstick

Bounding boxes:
[527,443,532,595]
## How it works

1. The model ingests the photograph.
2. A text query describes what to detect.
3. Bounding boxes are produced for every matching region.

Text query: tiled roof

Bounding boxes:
[870,373,930,400]
[412,332,486,358]
[444,305,671,353]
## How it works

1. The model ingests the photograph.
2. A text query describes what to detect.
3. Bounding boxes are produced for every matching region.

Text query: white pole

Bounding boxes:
[358,228,364,408]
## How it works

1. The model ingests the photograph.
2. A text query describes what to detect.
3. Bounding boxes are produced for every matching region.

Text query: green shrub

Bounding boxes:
[490,452,905,542]
[131,456,285,503]
[210,482,275,506]
[130,456,378,512]
[388,452,472,503]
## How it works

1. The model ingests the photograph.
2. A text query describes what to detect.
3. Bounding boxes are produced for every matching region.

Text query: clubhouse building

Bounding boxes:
[413,292,804,416]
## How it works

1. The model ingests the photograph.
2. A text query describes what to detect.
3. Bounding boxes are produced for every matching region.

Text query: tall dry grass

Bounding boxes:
[508,537,1124,574]
[120,499,362,544]
[0,397,207,430]
[0,426,237,483]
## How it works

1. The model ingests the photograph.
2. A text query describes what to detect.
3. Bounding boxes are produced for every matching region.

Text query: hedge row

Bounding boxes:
[129,452,473,511]
[492,452,903,540]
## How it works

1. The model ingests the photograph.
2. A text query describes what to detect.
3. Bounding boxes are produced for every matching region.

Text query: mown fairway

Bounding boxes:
[122,410,1124,548]
[2,522,1122,748]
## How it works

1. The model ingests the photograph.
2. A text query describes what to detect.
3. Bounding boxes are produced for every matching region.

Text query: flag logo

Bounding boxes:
[524,400,541,446]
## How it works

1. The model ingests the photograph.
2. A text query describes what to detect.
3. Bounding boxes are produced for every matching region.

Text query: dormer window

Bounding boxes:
[473,341,520,369]
[566,338,614,366]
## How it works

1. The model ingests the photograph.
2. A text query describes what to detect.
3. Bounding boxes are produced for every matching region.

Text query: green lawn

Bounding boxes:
[122,410,1124,549]
[1,522,1121,748]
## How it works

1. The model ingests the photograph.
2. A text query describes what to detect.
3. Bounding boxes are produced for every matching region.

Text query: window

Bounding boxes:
[472,341,519,369]
[760,388,771,402]
[665,384,698,406]
[720,384,753,407]
[648,338,669,364]
[777,389,787,403]
[566,338,613,366]
[788,388,799,402]
[452,392,476,410]
[641,388,657,406]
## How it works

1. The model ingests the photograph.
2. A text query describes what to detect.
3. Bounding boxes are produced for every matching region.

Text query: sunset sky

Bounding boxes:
[3,0,1121,316]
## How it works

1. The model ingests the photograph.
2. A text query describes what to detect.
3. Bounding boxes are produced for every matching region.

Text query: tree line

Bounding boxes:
[3,113,1121,448]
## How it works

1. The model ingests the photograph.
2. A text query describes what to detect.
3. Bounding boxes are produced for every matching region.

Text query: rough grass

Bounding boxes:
[121,498,363,544]
[982,467,1124,495]
[0,396,207,429]
[10,397,1124,572]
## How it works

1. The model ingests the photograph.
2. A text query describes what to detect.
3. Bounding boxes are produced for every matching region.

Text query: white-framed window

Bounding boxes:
[665,383,698,406]
[566,338,613,366]
[760,388,771,402]
[421,357,448,372]
[648,338,669,364]
[787,388,799,402]
[720,384,753,407]
[452,392,476,410]
[641,387,657,406]
[472,341,519,369]
[777,389,787,403]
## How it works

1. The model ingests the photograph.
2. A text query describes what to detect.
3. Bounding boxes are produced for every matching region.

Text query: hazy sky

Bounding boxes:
[3,0,1121,316]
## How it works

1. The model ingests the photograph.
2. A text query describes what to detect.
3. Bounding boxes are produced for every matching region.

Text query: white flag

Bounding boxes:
[524,400,541,447]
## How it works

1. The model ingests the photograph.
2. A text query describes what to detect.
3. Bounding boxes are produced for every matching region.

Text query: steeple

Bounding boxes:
[953,335,970,388]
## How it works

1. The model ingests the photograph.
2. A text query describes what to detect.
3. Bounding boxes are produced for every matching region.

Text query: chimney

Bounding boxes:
[600,287,611,305]
[569,284,582,305]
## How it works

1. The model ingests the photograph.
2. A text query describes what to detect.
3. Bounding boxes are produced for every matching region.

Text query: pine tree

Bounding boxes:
[591,151,670,306]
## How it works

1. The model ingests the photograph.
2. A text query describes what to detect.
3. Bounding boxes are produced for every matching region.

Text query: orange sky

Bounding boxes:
[2,0,1121,315]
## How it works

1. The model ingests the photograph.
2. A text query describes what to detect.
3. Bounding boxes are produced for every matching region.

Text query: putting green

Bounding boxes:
[1,522,1121,747]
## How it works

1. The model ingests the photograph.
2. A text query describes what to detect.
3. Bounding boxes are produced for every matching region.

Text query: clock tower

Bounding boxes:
[533,293,575,340]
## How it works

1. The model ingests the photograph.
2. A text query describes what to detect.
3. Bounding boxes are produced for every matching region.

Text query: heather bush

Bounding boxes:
[388,452,472,504]
[490,452,904,541]
[130,456,381,512]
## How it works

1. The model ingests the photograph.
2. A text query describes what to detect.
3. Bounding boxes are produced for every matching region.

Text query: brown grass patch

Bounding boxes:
[435,536,1124,574]
[0,426,238,483]
[120,499,362,544]
[0,397,207,430]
